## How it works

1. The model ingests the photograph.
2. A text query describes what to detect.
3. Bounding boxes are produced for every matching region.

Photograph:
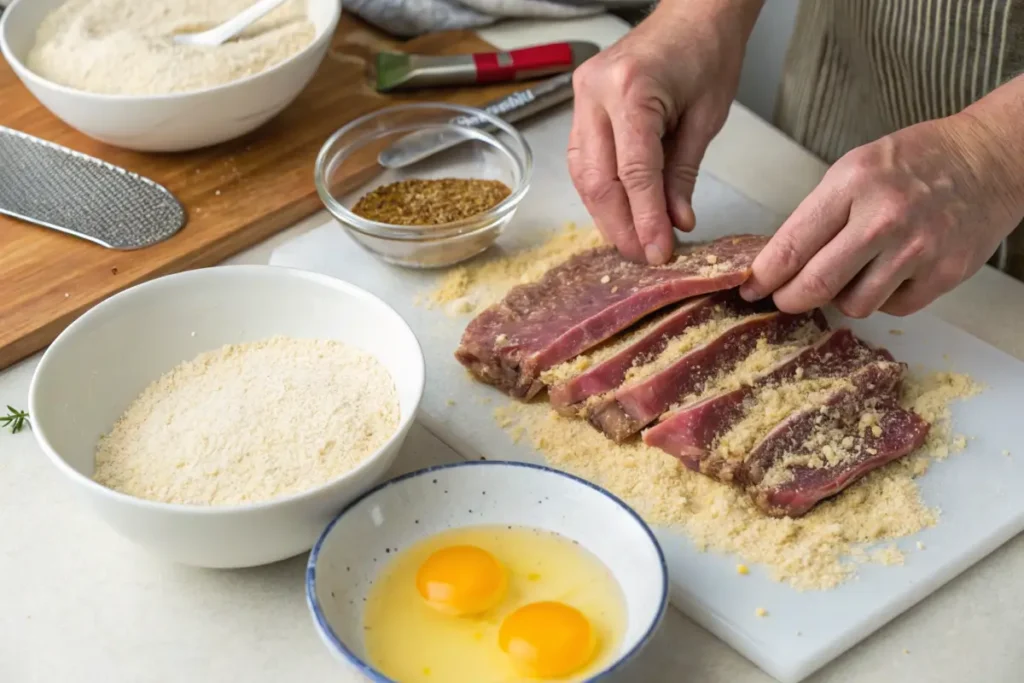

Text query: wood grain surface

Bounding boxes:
[0,14,542,370]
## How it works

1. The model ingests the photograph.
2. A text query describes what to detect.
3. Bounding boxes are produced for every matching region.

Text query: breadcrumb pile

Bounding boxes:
[443,224,984,590]
[422,222,605,316]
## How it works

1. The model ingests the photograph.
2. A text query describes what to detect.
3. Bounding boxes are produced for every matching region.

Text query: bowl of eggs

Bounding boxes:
[306,460,668,682]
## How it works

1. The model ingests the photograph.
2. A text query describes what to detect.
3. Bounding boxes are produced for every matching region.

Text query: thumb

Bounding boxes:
[664,114,714,232]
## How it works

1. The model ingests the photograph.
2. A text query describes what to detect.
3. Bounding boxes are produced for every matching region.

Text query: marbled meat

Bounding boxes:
[455,235,768,399]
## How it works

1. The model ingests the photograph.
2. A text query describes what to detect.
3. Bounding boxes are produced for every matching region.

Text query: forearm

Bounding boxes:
[960,74,1024,215]
[654,0,766,39]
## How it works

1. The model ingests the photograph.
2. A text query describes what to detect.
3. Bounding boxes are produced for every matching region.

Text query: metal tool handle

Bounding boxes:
[0,126,186,249]
[377,72,575,170]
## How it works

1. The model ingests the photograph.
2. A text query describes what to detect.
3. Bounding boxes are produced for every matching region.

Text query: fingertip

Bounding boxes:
[669,198,696,233]
[645,242,670,266]
[738,284,761,302]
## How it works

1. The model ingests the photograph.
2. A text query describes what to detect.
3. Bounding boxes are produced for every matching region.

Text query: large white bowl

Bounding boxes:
[0,0,341,151]
[29,265,424,568]
[307,460,669,681]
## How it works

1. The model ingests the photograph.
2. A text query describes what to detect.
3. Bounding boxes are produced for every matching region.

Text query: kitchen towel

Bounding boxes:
[344,0,650,37]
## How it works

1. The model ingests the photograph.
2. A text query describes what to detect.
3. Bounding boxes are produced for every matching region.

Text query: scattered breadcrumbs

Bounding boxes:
[423,222,605,315]
[755,608,768,618]
[890,329,904,336]
[351,178,511,226]
[1002,449,1011,457]
[492,366,980,590]
[443,223,985,591]
[916,541,926,550]
[737,564,750,575]
[870,544,905,566]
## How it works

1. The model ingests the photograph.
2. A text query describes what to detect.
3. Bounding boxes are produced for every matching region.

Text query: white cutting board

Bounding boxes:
[270,109,1024,683]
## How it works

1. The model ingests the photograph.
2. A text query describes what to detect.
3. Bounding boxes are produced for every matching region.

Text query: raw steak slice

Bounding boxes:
[642,328,892,470]
[742,360,906,486]
[547,293,733,415]
[689,360,910,500]
[455,235,768,399]
[587,309,827,442]
[748,405,929,517]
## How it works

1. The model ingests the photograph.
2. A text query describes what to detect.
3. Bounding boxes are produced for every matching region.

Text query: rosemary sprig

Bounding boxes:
[1,405,29,434]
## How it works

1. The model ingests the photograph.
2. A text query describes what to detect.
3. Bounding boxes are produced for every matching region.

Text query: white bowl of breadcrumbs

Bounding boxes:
[29,265,424,568]
[0,0,341,151]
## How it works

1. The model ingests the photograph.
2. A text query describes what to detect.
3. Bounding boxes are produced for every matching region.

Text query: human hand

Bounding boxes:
[567,0,763,265]
[739,112,1024,317]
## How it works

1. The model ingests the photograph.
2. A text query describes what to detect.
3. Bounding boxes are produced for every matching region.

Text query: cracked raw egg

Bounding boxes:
[499,601,597,677]
[415,544,508,616]
[363,524,625,682]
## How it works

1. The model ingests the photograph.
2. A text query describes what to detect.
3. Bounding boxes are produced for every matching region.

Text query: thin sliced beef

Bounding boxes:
[642,328,893,470]
[742,360,906,485]
[588,309,827,442]
[548,292,751,415]
[455,235,768,399]
[647,358,921,518]
[749,405,929,517]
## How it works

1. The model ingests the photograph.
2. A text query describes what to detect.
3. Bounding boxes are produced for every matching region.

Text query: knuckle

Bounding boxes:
[900,235,936,263]
[799,269,838,303]
[606,57,640,90]
[862,213,901,243]
[837,147,876,185]
[767,235,804,274]
[934,259,967,290]
[572,166,617,206]
[617,159,659,192]
[572,61,601,91]
[878,189,911,219]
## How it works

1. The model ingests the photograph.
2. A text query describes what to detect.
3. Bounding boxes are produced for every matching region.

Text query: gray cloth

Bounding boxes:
[344,0,648,37]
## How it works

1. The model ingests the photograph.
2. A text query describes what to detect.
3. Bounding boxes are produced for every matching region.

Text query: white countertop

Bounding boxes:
[2,14,1022,683]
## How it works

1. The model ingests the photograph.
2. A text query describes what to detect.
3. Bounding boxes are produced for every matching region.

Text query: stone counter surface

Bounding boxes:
[2,15,1021,683]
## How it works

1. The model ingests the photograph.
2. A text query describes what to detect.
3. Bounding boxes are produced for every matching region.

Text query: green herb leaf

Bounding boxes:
[1,405,29,434]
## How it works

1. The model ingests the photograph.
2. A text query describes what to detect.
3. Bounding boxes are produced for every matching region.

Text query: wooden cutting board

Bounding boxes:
[0,14,549,370]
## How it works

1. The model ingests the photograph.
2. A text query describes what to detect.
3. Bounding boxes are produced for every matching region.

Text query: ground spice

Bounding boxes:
[352,178,511,226]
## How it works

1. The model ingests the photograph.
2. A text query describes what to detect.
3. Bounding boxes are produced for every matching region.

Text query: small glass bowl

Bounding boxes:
[314,103,533,269]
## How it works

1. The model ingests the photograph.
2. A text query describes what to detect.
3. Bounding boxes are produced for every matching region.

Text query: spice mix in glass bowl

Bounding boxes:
[315,103,533,269]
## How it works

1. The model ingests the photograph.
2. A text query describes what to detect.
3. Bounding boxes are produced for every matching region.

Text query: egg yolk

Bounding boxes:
[415,545,507,616]
[498,601,596,678]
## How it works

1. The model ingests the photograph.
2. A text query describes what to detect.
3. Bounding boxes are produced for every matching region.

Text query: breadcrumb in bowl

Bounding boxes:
[29,265,425,568]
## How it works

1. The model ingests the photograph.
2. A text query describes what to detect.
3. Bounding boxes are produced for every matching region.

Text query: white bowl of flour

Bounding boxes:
[28,265,425,568]
[0,0,341,151]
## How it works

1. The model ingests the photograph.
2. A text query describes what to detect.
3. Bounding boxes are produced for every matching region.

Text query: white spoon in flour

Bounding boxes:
[173,0,289,47]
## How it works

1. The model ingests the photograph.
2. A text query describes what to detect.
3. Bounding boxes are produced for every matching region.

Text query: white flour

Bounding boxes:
[93,337,400,506]
[26,0,316,95]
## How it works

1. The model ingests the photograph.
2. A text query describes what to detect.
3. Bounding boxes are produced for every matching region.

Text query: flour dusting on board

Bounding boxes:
[435,224,983,590]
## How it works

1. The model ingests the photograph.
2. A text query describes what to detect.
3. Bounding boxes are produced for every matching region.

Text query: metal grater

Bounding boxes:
[0,126,186,249]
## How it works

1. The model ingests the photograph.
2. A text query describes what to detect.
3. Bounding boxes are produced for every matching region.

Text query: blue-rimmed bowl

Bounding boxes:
[306,460,668,681]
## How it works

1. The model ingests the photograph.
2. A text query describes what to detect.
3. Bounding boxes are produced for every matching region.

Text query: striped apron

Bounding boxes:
[774,0,1024,278]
